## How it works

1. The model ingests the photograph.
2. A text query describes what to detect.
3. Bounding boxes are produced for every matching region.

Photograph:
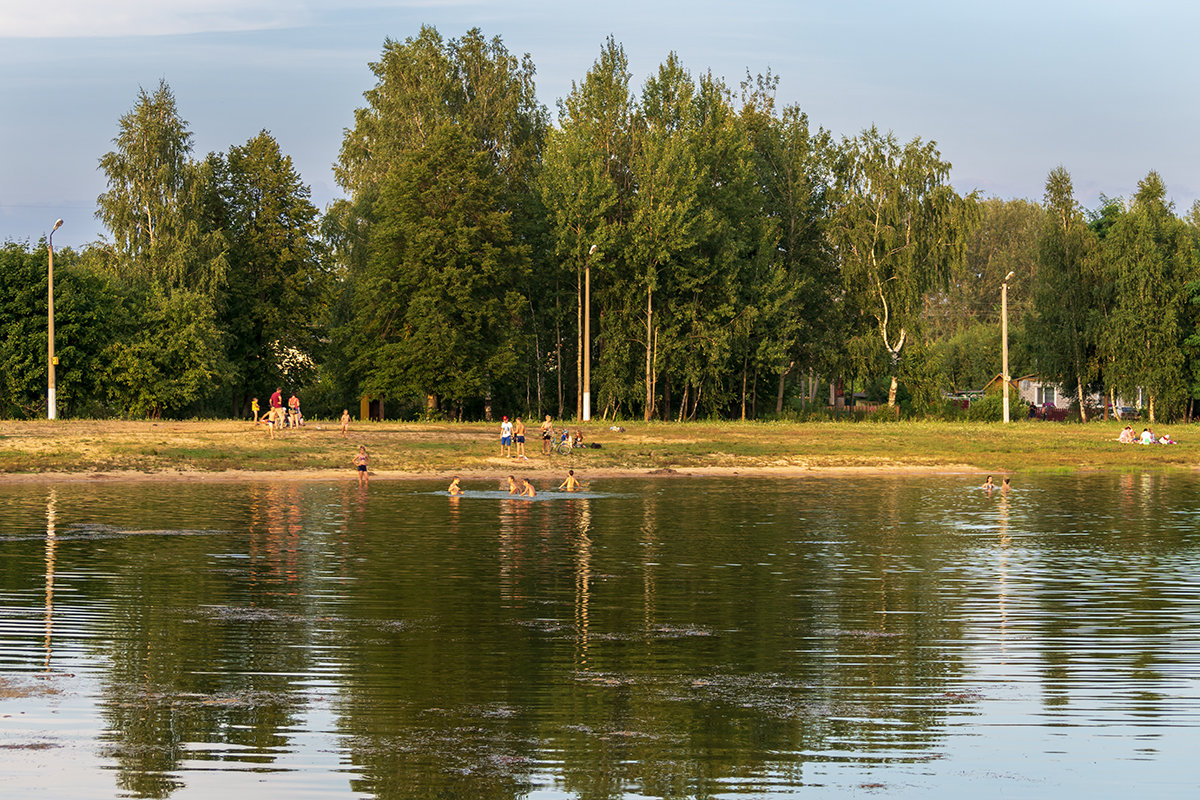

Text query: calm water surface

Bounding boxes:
[1,474,1199,798]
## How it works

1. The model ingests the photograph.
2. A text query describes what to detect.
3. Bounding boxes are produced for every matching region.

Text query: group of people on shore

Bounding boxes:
[251,390,354,441]
[1117,426,1176,445]
[499,414,584,458]
[250,388,305,439]
[447,470,582,497]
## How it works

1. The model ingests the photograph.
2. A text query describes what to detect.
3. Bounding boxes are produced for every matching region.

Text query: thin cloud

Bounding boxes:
[2,0,478,38]
[4,1,310,38]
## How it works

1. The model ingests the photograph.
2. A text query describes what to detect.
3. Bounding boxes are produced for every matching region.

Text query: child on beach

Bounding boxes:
[500,416,513,458]
[354,446,369,486]
[341,409,350,438]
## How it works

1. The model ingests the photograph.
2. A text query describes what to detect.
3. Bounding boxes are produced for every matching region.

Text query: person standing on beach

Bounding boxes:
[341,409,351,438]
[288,393,301,427]
[270,387,284,430]
[540,415,554,454]
[514,417,528,459]
[354,446,369,486]
[500,416,513,458]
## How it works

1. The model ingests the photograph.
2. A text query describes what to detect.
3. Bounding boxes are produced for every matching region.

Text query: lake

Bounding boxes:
[1,473,1198,798]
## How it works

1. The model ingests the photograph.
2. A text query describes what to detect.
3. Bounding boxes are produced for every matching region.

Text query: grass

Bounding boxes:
[0,417,1193,477]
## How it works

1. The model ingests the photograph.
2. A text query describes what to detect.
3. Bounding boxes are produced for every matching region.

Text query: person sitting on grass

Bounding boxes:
[1118,426,1135,444]
[1159,432,1177,445]
[1140,428,1156,445]
[572,429,585,448]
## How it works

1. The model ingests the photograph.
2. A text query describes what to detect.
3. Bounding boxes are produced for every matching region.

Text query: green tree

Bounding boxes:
[102,287,224,419]
[95,79,226,295]
[539,36,634,419]
[628,53,701,420]
[332,27,545,416]
[830,127,975,407]
[354,124,529,415]
[1028,168,1100,421]
[929,197,1043,339]
[739,74,837,416]
[1103,172,1197,421]
[209,131,329,416]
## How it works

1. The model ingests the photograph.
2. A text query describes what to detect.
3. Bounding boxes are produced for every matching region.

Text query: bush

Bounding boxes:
[966,392,1004,422]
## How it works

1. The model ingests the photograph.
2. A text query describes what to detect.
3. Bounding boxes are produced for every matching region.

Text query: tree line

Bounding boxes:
[4,26,1200,422]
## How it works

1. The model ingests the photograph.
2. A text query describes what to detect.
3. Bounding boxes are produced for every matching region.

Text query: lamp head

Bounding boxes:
[588,244,598,255]
[52,219,63,232]
[1004,271,1015,282]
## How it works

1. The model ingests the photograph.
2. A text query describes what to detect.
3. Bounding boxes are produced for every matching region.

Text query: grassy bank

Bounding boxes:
[0,417,1194,477]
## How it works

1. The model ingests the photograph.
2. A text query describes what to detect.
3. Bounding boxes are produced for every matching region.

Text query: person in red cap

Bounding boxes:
[500,415,513,457]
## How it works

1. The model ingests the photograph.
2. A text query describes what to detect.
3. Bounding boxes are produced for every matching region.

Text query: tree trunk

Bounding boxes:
[1149,395,1156,423]
[644,287,654,421]
[576,267,583,421]
[887,374,898,408]
[555,284,563,420]
[751,362,758,419]
[775,361,794,415]
[1076,378,1088,423]
[740,356,748,421]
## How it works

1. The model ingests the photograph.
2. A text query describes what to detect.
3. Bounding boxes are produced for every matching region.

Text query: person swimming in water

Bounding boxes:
[520,478,536,497]
[558,469,581,491]
[507,475,520,495]
[448,476,463,495]
[982,475,995,491]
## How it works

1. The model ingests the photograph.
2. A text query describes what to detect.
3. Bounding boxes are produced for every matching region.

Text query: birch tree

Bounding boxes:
[831,127,974,407]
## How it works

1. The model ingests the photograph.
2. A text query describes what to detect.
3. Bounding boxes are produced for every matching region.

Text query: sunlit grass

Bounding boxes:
[0,417,1193,475]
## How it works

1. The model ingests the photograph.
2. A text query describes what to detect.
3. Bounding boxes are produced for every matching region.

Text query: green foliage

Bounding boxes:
[102,288,223,418]
[96,79,227,295]
[831,126,976,406]
[208,131,330,414]
[354,123,529,411]
[966,392,1004,422]
[1102,172,1197,420]
[1028,167,1101,421]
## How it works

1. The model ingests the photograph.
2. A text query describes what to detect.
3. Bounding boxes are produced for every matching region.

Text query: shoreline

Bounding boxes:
[0,463,1028,483]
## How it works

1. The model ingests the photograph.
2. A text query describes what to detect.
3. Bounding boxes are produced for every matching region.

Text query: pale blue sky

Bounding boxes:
[3,0,1199,248]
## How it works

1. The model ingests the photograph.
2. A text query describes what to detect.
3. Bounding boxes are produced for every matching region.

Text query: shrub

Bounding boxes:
[966,392,1004,422]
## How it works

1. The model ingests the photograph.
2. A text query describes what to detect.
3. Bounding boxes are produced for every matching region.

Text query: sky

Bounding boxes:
[3,0,1200,249]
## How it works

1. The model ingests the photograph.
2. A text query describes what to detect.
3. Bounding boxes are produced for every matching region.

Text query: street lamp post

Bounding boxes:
[583,244,598,422]
[1002,270,1014,424]
[48,219,63,420]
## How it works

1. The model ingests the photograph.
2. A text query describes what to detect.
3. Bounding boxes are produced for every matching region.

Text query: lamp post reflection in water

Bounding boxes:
[44,488,57,671]
[996,486,1011,661]
[571,498,593,669]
